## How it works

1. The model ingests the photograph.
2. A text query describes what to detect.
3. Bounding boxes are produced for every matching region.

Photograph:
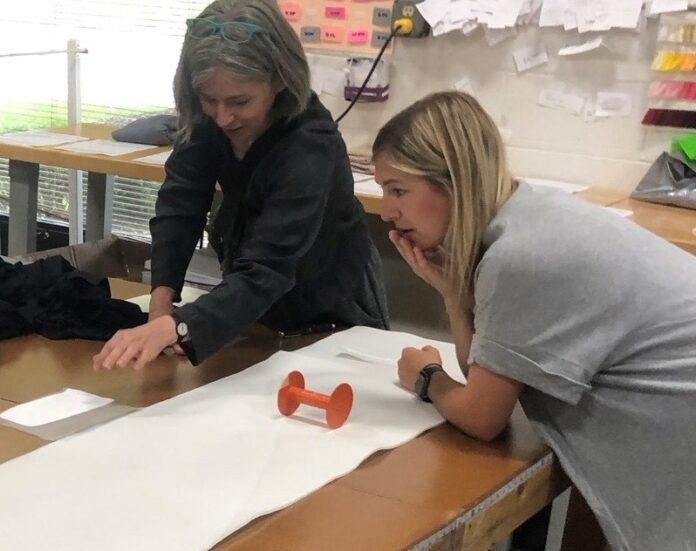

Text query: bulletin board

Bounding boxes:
[278,0,395,55]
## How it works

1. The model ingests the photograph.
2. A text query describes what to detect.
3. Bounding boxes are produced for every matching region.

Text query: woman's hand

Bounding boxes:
[389,230,453,300]
[397,345,443,392]
[92,315,178,371]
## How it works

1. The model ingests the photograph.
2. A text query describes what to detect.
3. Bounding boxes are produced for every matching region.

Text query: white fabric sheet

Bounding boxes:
[0,328,456,551]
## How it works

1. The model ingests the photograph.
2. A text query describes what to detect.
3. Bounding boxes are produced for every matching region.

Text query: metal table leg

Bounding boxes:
[8,160,39,256]
[85,172,114,241]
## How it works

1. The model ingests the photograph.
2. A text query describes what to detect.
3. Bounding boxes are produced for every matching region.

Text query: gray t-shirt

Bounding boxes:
[469,183,696,551]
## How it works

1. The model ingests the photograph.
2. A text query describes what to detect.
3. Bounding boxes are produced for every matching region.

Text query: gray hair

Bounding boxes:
[174,0,311,142]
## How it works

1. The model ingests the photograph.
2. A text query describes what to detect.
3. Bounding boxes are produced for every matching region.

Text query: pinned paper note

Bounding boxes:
[595,92,632,117]
[301,26,321,42]
[649,0,688,16]
[321,25,345,42]
[324,6,347,19]
[372,7,391,26]
[454,75,475,96]
[280,2,302,20]
[558,36,606,56]
[0,389,113,427]
[348,29,369,44]
[537,89,586,116]
[513,45,549,73]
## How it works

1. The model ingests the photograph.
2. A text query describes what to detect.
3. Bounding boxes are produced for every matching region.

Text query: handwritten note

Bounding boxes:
[321,25,345,43]
[513,45,549,73]
[325,6,347,19]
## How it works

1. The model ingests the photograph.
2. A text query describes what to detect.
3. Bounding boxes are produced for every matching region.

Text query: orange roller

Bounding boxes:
[277,370,353,429]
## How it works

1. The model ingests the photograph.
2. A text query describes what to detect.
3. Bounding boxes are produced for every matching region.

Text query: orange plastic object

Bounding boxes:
[277,370,353,429]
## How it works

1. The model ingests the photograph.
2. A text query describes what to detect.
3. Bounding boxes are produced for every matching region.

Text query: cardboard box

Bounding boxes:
[13,236,151,282]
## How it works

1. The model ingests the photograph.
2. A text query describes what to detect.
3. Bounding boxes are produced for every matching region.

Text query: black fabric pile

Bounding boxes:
[0,255,147,341]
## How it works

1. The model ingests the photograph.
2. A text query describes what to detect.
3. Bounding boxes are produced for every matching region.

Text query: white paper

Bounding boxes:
[484,25,517,45]
[649,0,688,16]
[0,331,452,551]
[298,327,465,384]
[608,0,643,29]
[0,389,113,427]
[415,0,449,26]
[449,0,473,23]
[0,131,90,147]
[539,0,569,27]
[318,67,346,97]
[595,91,632,117]
[520,177,588,194]
[537,89,586,115]
[488,0,525,28]
[602,206,633,217]
[454,75,475,95]
[55,139,158,156]
[558,36,605,56]
[135,150,171,165]
[513,45,549,73]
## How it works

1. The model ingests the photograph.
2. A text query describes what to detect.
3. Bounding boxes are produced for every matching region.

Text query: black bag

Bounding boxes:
[111,114,178,146]
[632,151,696,210]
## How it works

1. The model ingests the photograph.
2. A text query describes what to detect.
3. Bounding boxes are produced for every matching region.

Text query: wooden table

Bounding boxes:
[0,279,569,550]
[0,124,384,256]
[0,124,168,256]
[608,197,696,256]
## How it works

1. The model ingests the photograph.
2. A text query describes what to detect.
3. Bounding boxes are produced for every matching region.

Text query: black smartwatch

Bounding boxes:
[414,364,445,403]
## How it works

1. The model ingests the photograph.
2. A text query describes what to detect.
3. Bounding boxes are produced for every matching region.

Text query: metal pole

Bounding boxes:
[67,38,84,244]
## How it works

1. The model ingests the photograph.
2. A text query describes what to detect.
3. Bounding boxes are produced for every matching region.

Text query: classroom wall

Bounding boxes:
[312,17,672,191]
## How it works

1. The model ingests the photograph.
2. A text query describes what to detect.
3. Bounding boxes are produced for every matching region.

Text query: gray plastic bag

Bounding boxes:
[632,151,696,210]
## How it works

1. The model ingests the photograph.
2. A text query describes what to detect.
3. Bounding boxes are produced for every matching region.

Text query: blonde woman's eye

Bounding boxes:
[392,189,405,197]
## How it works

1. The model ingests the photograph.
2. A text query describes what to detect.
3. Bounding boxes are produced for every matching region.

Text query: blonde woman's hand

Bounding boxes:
[389,230,453,299]
[92,315,178,372]
[397,345,443,392]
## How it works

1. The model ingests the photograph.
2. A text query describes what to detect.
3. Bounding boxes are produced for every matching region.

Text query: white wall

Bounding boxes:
[313,18,674,191]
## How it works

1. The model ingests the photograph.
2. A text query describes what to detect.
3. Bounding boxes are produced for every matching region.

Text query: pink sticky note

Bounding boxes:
[324,6,347,19]
[348,29,369,44]
[280,2,302,20]
[321,25,345,43]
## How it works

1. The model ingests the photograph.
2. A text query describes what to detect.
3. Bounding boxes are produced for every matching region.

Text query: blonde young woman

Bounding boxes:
[373,91,696,551]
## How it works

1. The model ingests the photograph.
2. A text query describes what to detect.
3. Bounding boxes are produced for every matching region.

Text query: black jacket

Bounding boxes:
[149,94,388,364]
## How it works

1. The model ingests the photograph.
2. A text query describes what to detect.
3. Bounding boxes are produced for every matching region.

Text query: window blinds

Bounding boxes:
[0,1,208,241]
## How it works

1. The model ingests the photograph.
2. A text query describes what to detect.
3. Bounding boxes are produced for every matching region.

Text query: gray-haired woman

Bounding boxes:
[93,0,388,370]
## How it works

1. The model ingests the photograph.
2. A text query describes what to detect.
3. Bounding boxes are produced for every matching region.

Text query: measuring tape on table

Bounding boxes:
[410,452,555,551]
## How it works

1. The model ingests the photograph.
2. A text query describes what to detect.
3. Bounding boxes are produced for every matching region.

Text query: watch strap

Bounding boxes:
[416,363,445,403]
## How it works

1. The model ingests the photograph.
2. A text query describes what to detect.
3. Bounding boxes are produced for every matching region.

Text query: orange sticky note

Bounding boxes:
[280,2,302,20]
[325,6,347,19]
[348,29,369,44]
[321,25,345,43]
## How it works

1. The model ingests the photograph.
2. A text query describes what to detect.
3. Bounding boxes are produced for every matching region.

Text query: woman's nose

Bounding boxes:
[215,106,235,128]
[380,197,398,222]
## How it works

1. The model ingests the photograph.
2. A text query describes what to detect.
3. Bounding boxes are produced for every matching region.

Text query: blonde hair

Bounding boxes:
[372,91,516,310]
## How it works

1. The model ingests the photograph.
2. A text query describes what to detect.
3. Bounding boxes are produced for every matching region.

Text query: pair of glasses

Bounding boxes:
[186,18,259,43]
